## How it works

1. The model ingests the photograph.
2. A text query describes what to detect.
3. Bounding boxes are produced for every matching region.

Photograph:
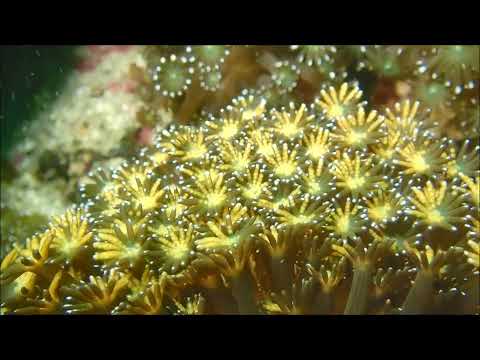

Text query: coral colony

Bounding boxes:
[1,45,479,314]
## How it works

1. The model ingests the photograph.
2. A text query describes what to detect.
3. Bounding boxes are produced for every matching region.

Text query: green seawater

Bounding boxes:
[1,46,77,160]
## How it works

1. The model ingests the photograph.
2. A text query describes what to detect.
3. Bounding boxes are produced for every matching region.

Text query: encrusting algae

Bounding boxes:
[1,82,479,315]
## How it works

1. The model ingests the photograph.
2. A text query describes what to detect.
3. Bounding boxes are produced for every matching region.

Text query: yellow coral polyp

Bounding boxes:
[306,180,321,195]
[162,185,188,218]
[336,216,352,235]
[465,240,479,269]
[2,232,55,282]
[206,111,242,141]
[195,205,257,251]
[115,275,167,315]
[117,163,152,192]
[50,208,93,264]
[196,225,240,250]
[128,179,164,212]
[185,172,229,214]
[332,107,384,148]
[206,192,227,209]
[346,131,367,145]
[251,131,275,157]
[307,259,347,295]
[63,269,130,314]
[410,153,429,173]
[94,240,142,264]
[220,123,239,140]
[396,140,446,176]
[325,198,365,240]
[426,209,445,224]
[1,271,37,307]
[232,95,267,122]
[459,174,479,206]
[384,100,423,138]
[162,128,210,161]
[365,190,404,224]
[232,165,270,206]
[303,127,330,160]
[166,242,190,261]
[13,270,63,314]
[180,155,222,184]
[300,159,332,197]
[274,193,324,228]
[149,222,175,238]
[345,176,366,191]
[408,181,465,230]
[328,104,344,118]
[372,130,402,163]
[186,143,208,160]
[220,142,252,173]
[332,153,380,197]
[93,214,149,267]
[146,224,196,274]
[151,151,169,166]
[243,183,265,201]
[370,204,391,223]
[172,294,205,315]
[265,143,299,179]
[276,163,296,177]
[316,82,363,120]
[258,225,291,258]
[272,103,313,139]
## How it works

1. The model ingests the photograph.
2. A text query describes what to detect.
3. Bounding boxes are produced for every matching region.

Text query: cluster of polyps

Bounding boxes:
[1,83,478,314]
